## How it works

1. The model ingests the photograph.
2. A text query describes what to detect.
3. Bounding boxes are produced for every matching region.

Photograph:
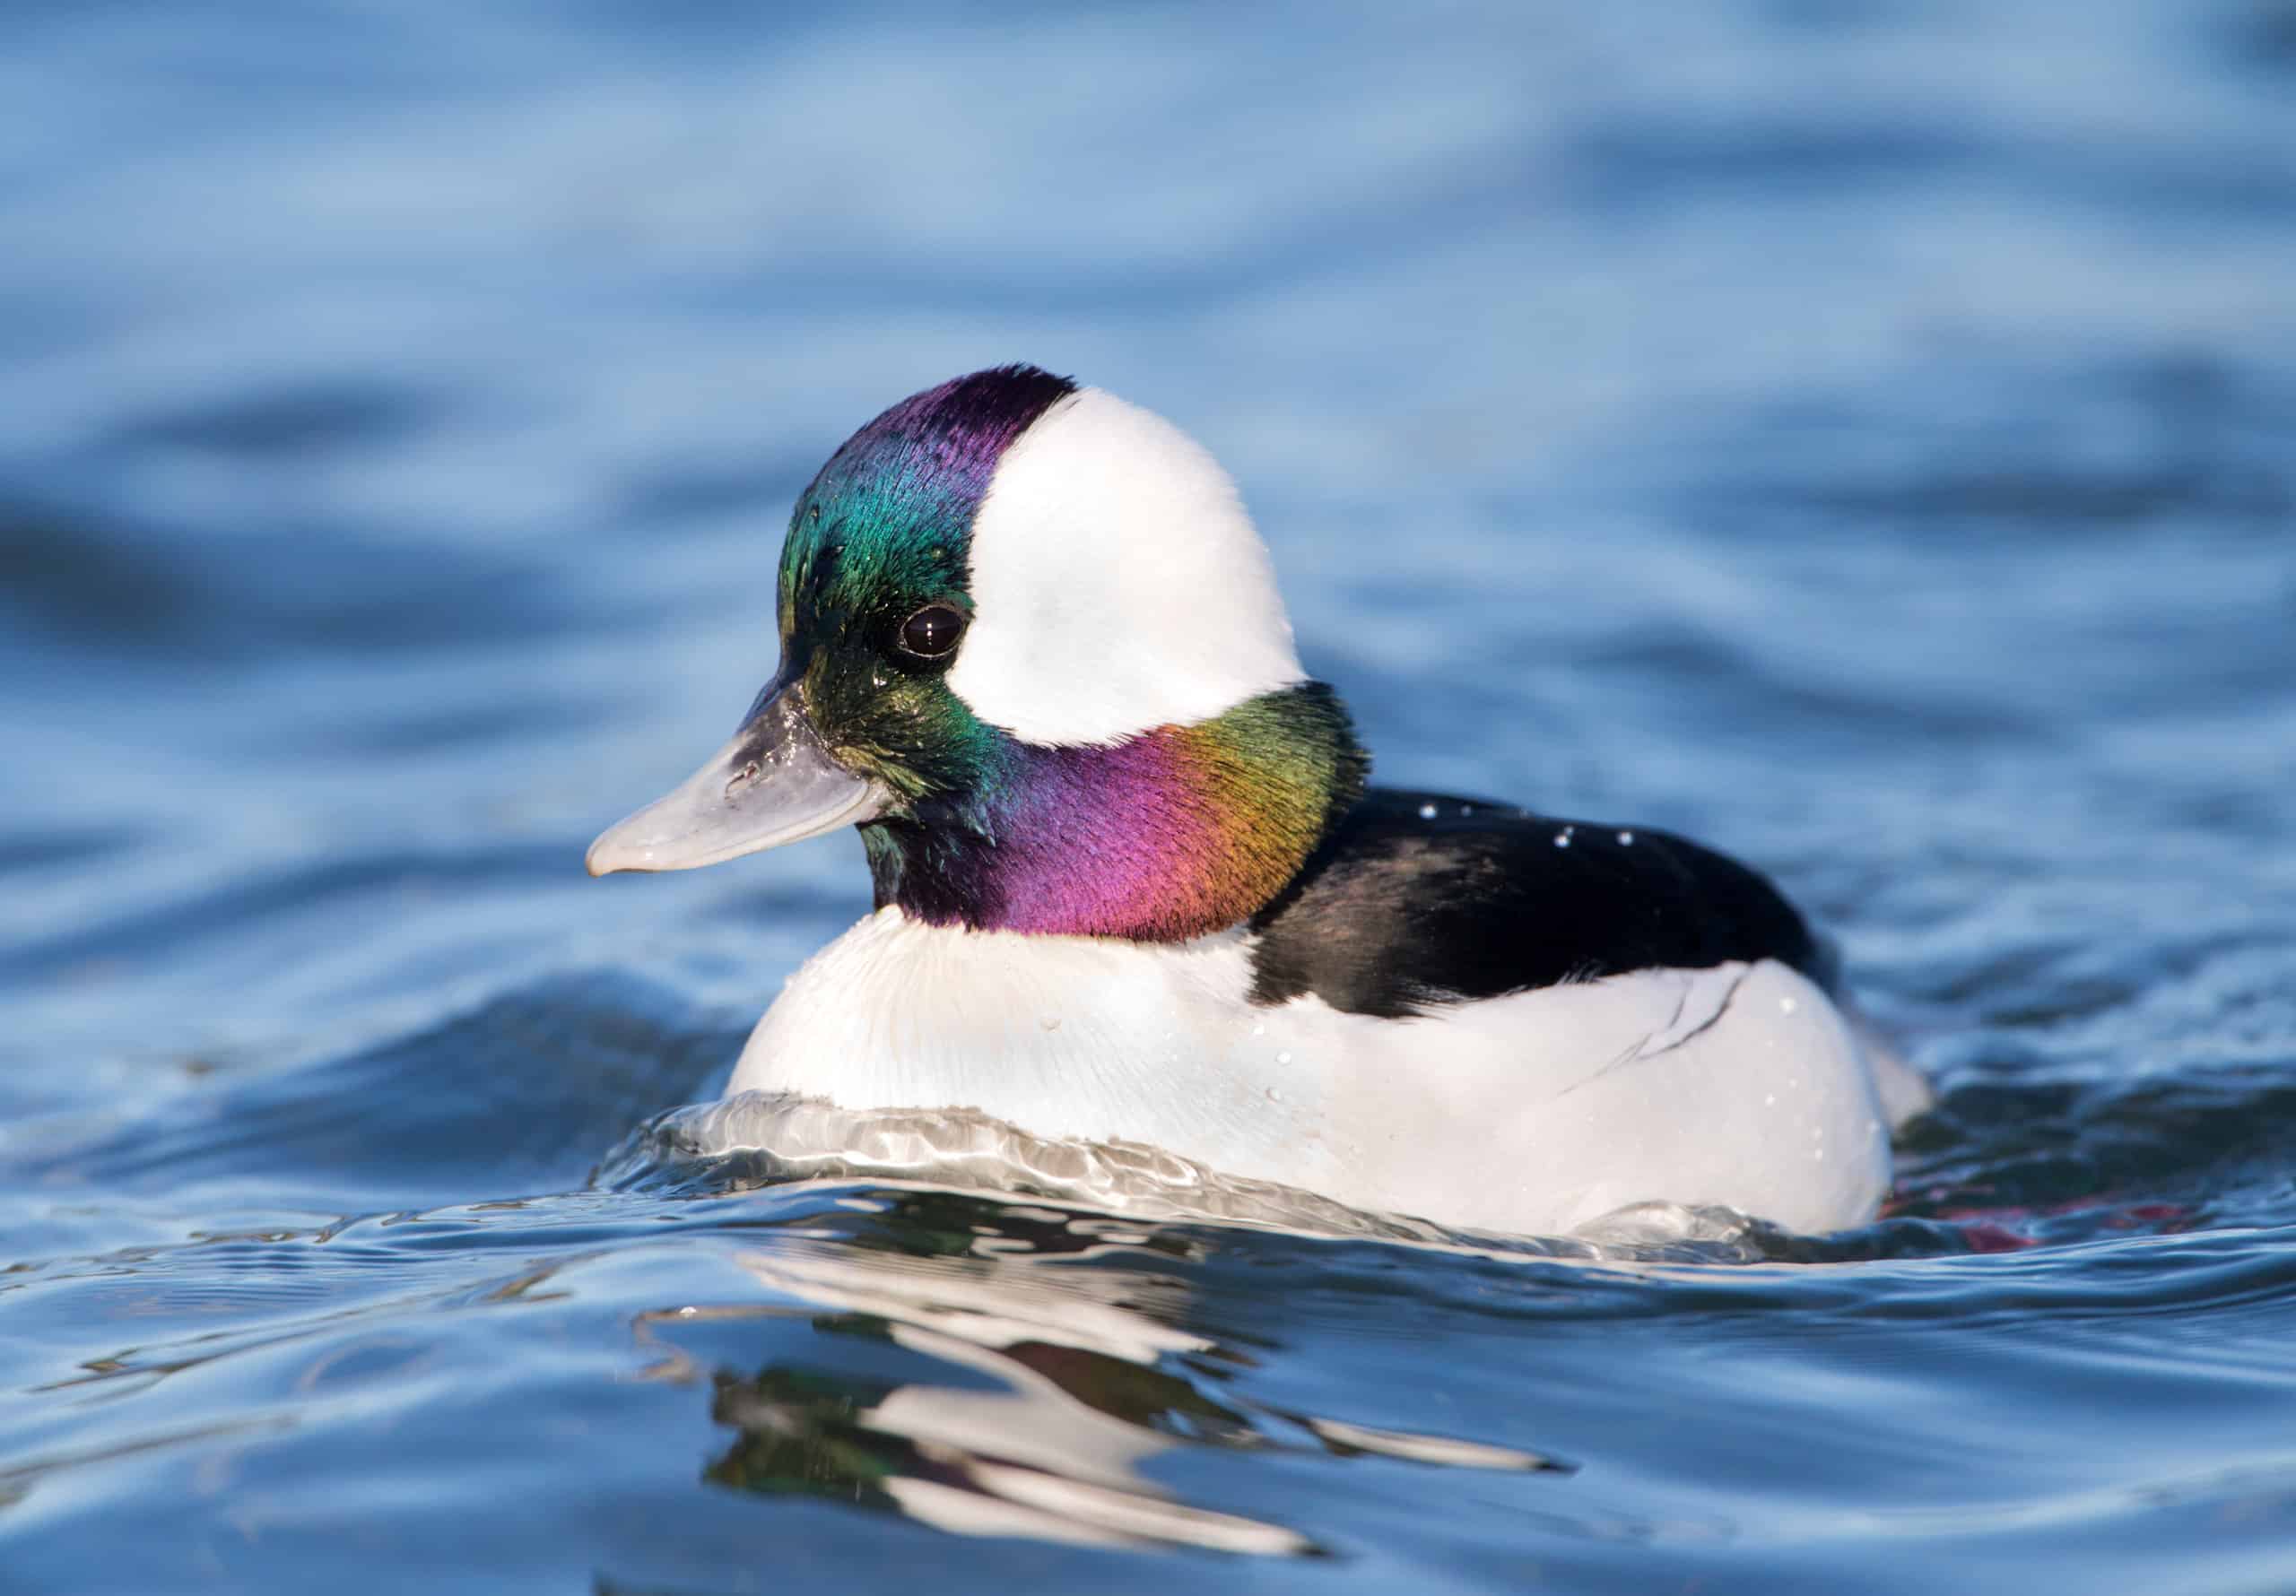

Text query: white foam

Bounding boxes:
[617,1092,1777,1262]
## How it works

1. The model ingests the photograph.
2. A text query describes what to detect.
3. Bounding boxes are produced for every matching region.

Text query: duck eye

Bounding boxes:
[896,603,966,661]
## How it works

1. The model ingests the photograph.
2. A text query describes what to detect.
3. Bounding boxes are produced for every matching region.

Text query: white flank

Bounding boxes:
[725,910,1898,1237]
[944,388,1304,746]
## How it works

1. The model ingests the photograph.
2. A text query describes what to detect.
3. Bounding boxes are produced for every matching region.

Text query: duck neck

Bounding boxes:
[861,682,1368,942]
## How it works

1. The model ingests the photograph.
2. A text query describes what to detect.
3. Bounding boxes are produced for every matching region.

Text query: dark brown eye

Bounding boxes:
[896,603,965,661]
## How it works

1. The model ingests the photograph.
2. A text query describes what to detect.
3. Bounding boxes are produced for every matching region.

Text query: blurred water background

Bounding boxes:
[4,3,2296,1591]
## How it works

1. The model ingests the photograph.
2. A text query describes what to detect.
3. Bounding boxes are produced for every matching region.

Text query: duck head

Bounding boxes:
[587,365,1367,941]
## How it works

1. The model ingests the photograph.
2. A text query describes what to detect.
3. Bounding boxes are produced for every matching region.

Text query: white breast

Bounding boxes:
[726,909,1895,1236]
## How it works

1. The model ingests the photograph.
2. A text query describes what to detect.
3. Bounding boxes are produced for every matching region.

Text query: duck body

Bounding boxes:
[732,794,1895,1236]
[591,365,1922,1237]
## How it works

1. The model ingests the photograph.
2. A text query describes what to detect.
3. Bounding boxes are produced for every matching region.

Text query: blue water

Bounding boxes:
[5,3,2296,1589]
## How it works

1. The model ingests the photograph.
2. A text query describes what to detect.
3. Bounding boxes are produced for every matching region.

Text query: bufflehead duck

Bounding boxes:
[589,365,1926,1236]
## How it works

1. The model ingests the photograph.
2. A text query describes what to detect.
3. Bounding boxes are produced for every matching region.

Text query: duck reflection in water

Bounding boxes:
[635,1189,1564,1555]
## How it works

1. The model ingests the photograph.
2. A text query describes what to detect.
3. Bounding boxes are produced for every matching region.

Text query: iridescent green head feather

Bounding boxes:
[596,363,1369,941]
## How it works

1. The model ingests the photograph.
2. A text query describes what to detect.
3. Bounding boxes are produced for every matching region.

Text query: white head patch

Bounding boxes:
[944,387,1304,747]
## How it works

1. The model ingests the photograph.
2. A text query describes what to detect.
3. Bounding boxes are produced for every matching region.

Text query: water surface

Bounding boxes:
[4,3,2296,1591]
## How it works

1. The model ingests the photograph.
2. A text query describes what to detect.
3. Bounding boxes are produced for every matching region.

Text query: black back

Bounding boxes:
[1247,789,1837,1019]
